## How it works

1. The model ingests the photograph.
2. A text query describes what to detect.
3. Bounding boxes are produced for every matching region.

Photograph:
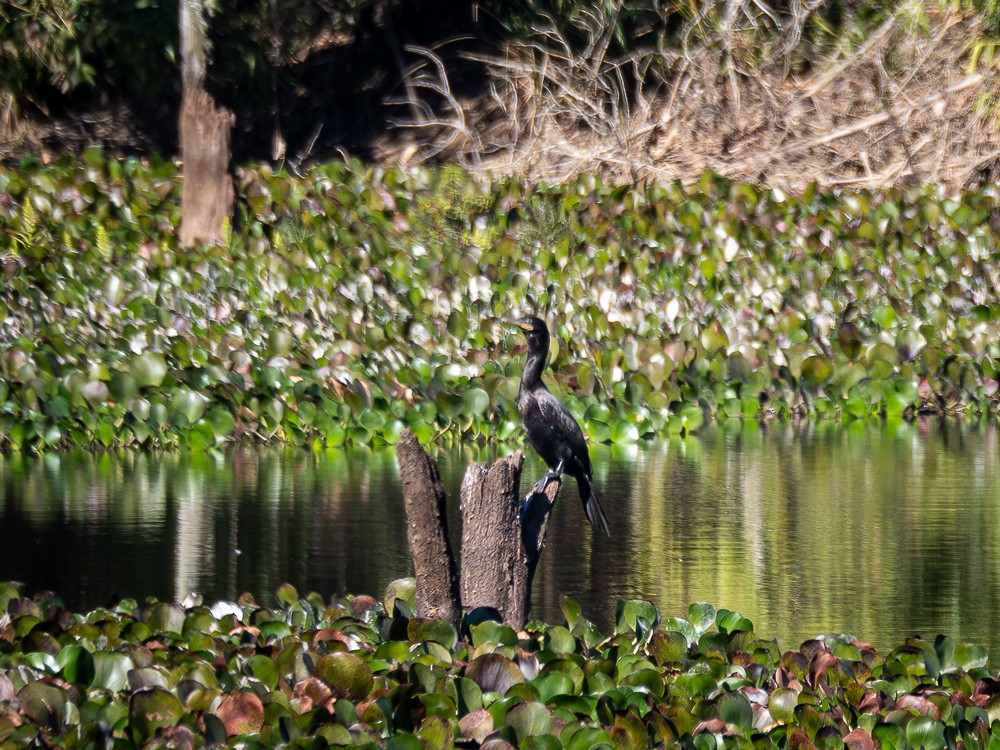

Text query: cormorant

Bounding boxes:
[507,316,611,536]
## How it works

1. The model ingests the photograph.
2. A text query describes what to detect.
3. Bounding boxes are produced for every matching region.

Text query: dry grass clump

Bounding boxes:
[386,9,1000,190]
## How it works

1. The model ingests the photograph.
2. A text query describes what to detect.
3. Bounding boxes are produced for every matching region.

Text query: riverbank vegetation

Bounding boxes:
[2,157,999,450]
[0,581,993,748]
[2,1,999,190]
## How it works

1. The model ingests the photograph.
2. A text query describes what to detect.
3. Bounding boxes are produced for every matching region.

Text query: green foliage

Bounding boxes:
[1,156,1000,451]
[0,582,995,747]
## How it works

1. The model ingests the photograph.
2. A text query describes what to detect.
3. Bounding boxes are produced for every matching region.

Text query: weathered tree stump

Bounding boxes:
[396,431,462,625]
[396,429,560,629]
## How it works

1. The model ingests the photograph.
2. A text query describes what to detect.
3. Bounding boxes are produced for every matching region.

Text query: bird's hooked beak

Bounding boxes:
[503,318,534,331]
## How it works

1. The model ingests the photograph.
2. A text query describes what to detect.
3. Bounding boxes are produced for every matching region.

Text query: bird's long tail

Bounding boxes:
[579,475,611,537]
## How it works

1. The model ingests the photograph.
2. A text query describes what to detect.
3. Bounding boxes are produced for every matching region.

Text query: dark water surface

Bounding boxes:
[2,420,999,654]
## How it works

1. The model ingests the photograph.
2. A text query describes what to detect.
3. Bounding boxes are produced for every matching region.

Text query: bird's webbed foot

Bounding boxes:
[531,471,559,495]
[530,459,565,495]
[521,460,564,524]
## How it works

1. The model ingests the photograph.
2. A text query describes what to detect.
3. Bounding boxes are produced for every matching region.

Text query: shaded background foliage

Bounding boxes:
[3,0,998,163]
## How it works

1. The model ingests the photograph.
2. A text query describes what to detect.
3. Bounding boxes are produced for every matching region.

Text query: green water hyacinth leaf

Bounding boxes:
[769,687,798,723]
[716,609,753,634]
[717,691,753,732]
[276,582,299,605]
[610,421,639,444]
[533,671,575,703]
[132,351,168,388]
[955,642,988,670]
[0,579,998,746]
[545,625,576,655]
[650,630,688,665]
[92,652,134,692]
[456,677,484,714]
[664,617,697,646]
[143,602,186,634]
[55,644,95,685]
[129,687,183,744]
[615,599,660,636]
[504,701,553,741]
[409,618,458,650]
[688,603,717,635]
[18,682,73,731]
[560,596,582,632]
[906,716,946,750]
[385,578,417,614]
[470,620,518,648]
[3,159,1000,446]
[246,655,278,690]
[462,387,490,415]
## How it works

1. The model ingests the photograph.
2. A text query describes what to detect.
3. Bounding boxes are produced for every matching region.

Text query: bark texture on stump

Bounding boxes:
[459,453,524,621]
[396,431,462,625]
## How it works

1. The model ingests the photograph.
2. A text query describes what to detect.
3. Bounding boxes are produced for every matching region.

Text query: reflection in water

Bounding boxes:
[1,420,998,654]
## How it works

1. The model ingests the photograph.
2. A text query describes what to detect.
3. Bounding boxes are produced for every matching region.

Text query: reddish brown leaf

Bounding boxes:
[974,678,1000,697]
[800,640,828,660]
[216,692,264,736]
[858,690,882,714]
[158,725,195,750]
[458,708,494,743]
[351,595,378,618]
[788,730,818,750]
[951,691,973,707]
[894,694,941,719]
[693,719,727,735]
[809,652,839,686]
[844,728,875,750]
[293,677,333,713]
[780,651,809,679]
[311,628,357,649]
[775,667,804,692]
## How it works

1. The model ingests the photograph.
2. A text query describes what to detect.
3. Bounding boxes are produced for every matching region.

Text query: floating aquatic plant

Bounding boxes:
[0,581,995,748]
[1,153,999,450]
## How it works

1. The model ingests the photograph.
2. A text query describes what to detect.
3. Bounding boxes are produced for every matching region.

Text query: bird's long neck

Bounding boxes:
[520,341,548,393]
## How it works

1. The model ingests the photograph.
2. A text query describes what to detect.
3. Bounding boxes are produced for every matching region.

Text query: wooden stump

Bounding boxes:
[395,430,560,629]
[396,431,462,625]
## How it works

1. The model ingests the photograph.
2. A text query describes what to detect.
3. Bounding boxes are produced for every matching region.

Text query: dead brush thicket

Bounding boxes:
[387,9,1000,190]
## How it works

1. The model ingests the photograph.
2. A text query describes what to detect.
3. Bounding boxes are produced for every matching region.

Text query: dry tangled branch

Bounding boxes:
[383,8,1000,190]
[386,45,484,165]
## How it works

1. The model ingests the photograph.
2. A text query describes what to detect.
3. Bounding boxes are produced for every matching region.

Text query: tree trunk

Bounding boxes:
[395,430,561,630]
[179,0,233,247]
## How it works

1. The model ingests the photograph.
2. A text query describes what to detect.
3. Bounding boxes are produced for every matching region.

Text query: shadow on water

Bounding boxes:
[2,419,999,654]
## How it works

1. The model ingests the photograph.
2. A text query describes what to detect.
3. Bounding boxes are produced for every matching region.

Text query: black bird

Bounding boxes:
[507,316,610,536]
